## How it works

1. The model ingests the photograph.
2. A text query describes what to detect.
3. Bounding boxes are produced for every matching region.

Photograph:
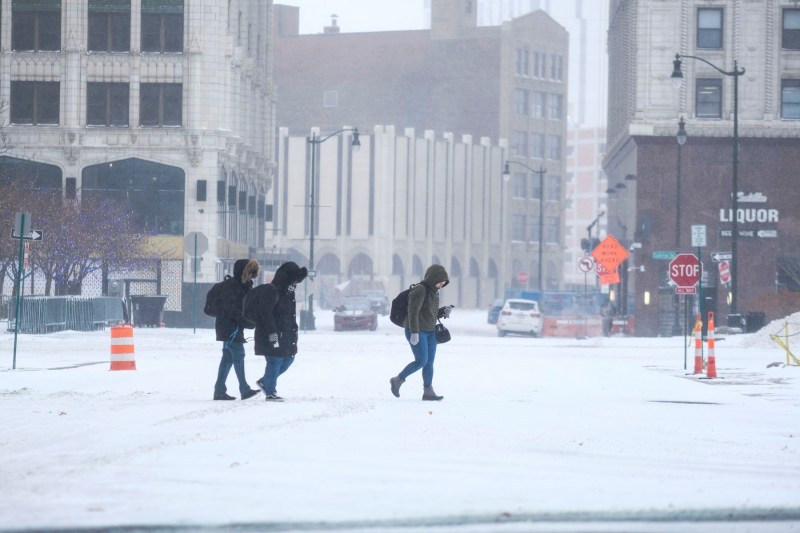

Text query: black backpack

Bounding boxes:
[204,275,232,317]
[389,284,416,327]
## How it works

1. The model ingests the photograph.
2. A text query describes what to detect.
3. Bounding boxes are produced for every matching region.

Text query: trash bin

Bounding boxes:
[130,295,167,327]
[744,311,765,333]
[726,313,743,332]
[299,310,316,331]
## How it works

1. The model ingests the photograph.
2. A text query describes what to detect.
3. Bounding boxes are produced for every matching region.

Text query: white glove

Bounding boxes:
[268,333,278,346]
[442,305,453,318]
[409,333,419,346]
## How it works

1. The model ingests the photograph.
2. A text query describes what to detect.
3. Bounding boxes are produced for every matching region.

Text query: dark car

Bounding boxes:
[358,290,389,315]
[487,299,504,324]
[334,297,378,331]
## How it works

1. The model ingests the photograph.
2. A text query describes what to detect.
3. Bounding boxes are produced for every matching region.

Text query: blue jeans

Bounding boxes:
[261,355,295,395]
[214,339,249,397]
[399,329,437,387]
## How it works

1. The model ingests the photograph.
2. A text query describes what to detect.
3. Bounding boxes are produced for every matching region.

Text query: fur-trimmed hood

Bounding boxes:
[233,259,260,284]
[272,261,308,289]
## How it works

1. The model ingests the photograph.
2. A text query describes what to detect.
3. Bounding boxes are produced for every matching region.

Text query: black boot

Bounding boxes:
[422,386,443,401]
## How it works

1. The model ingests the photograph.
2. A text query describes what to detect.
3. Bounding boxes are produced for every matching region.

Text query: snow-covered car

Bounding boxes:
[334,297,378,331]
[497,298,542,337]
[358,290,389,315]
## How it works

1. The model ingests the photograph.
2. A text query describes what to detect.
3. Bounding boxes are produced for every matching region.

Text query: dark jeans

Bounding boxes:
[261,355,295,395]
[399,329,437,387]
[214,339,249,397]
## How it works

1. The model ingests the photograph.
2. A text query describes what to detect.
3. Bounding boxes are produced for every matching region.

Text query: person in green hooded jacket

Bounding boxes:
[389,264,452,401]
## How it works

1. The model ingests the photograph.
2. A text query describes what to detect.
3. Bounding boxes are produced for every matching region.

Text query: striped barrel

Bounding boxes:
[706,312,717,378]
[110,325,136,371]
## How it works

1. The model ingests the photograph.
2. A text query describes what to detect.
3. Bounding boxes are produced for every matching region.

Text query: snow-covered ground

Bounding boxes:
[1,309,799,533]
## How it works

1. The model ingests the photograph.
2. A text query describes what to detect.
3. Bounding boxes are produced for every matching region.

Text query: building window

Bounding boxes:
[544,216,560,243]
[546,175,561,202]
[781,79,800,119]
[547,135,562,160]
[695,78,722,119]
[323,90,338,107]
[530,133,545,159]
[12,0,61,51]
[511,131,528,158]
[88,0,131,52]
[527,216,539,243]
[140,83,182,126]
[515,48,525,76]
[10,81,60,125]
[531,91,545,118]
[533,52,545,78]
[547,93,562,119]
[783,9,800,50]
[511,172,527,199]
[514,89,529,115]
[531,174,542,200]
[141,0,184,53]
[511,214,526,241]
[550,54,563,81]
[87,82,130,126]
[697,8,723,49]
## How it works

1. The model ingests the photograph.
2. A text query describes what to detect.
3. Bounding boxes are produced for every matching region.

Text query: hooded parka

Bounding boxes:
[404,264,449,333]
[248,261,308,357]
[214,259,259,342]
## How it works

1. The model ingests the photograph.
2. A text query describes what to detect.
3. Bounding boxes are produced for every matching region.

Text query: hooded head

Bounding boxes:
[422,264,449,288]
[272,261,308,289]
[233,259,260,284]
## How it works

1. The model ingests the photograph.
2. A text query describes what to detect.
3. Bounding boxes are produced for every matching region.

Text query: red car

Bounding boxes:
[334,297,378,331]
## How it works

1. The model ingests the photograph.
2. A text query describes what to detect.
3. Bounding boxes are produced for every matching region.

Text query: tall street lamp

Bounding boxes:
[673,116,687,336]
[671,53,745,315]
[503,160,547,292]
[306,127,360,328]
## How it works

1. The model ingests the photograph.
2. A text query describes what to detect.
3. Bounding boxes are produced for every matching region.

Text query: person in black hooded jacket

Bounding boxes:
[247,261,308,401]
[213,258,261,401]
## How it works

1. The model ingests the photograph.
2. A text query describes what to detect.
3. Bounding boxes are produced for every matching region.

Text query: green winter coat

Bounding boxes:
[404,264,449,333]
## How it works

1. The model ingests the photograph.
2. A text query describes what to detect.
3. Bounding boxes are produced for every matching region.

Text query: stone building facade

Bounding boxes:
[0,0,276,325]
[604,0,800,336]
[272,0,569,302]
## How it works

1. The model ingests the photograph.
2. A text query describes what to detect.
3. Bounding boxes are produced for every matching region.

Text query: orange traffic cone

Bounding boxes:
[110,325,136,371]
[706,312,717,378]
[693,314,703,374]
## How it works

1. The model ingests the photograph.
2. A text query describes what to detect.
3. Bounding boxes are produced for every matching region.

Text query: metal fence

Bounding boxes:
[2,296,126,334]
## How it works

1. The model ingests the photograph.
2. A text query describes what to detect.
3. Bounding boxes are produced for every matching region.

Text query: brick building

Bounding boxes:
[604,0,800,336]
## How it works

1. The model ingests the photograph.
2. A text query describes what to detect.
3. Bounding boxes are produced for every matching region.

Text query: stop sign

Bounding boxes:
[516,271,529,284]
[668,253,701,287]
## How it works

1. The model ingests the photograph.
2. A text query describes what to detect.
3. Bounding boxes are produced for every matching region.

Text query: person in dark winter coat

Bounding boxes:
[246,261,308,401]
[213,258,261,401]
[389,264,452,401]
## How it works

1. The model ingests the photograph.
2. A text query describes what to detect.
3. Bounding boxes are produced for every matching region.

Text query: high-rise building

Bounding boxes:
[605,0,800,336]
[0,0,276,326]
[272,0,569,302]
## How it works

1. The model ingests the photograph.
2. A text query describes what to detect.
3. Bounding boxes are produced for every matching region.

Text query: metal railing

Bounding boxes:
[2,296,125,334]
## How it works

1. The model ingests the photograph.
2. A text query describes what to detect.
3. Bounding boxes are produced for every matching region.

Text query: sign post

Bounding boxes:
[669,252,701,370]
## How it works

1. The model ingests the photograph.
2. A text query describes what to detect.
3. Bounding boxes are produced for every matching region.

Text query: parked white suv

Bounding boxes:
[497,298,543,337]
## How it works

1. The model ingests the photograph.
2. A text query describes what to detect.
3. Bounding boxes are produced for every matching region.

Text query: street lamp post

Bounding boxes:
[673,116,688,336]
[671,53,745,315]
[503,160,547,292]
[306,127,360,328]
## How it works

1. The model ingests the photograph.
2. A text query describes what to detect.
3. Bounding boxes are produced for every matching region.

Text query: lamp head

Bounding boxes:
[671,54,684,89]
[676,116,687,146]
[351,128,361,152]
[502,161,511,182]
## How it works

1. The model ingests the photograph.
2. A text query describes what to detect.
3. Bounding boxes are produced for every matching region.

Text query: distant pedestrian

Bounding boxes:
[213,259,261,401]
[389,264,451,401]
[247,261,308,401]
[601,300,616,337]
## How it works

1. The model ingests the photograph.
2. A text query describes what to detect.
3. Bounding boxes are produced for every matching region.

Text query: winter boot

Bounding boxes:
[389,376,405,398]
[422,386,443,401]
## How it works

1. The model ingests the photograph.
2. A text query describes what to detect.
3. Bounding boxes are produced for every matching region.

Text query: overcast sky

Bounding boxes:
[276,0,429,34]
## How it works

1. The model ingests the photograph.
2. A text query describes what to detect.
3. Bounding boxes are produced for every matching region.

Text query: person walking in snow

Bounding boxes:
[213,258,261,401]
[247,261,308,401]
[389,264,452,401]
